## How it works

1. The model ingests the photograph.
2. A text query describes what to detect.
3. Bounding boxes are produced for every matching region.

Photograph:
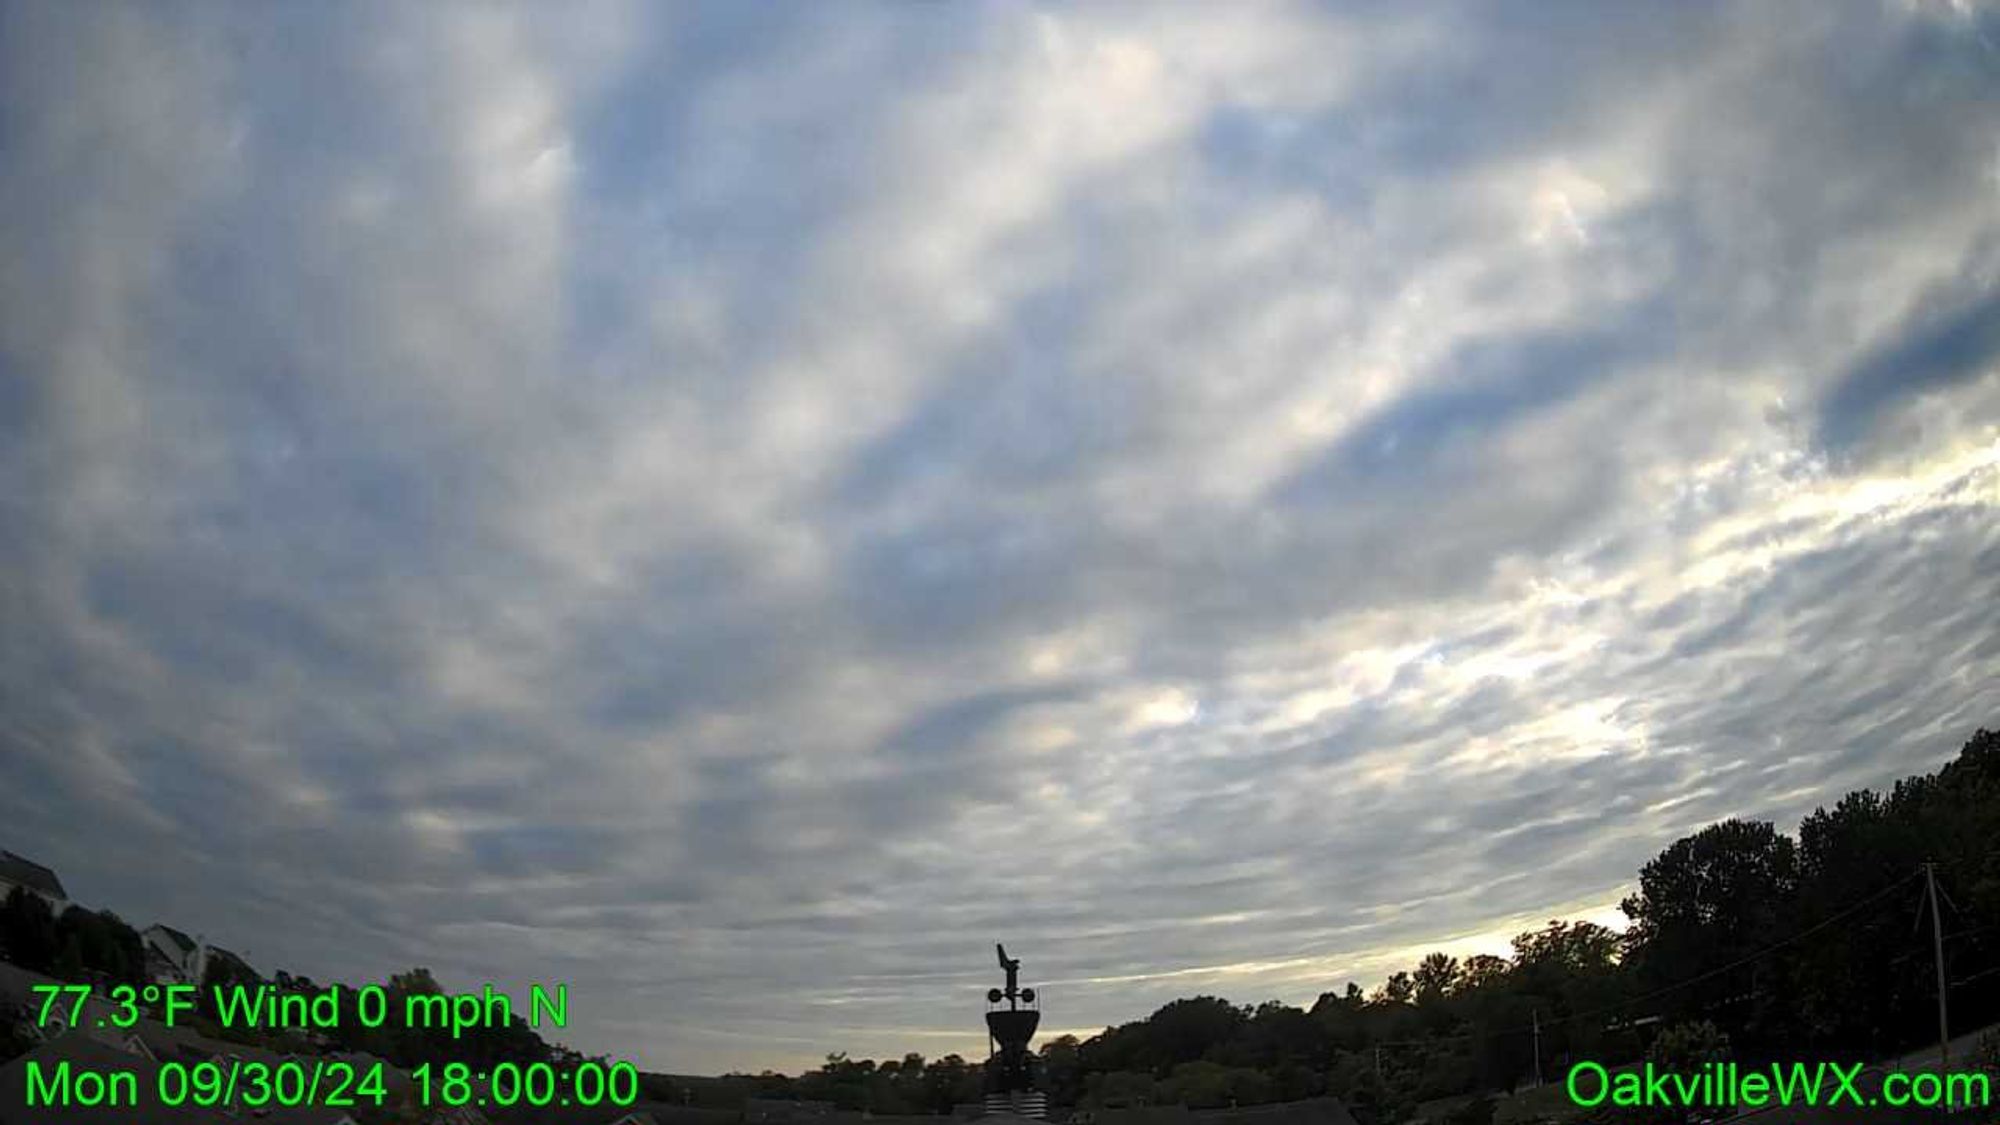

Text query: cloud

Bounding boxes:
[1820,267,2000,454]
[3,0,1999,1075]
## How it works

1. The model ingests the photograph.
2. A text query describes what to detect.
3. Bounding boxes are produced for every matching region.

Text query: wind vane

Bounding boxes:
[983,944,1046,1119]
[989,943,1034,1010]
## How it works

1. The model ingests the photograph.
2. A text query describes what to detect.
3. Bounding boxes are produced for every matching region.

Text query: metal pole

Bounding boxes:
[1926,863,1950,1068]
[1532,1009,1543,1089]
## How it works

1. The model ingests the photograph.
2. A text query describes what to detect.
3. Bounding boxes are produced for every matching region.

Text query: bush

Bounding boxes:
[1973,1029,2000,1076]
[1440,1094,1495,1125]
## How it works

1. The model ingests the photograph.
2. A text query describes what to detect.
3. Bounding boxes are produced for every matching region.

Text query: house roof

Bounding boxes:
[0,849,67,900]
[0,959,61,1008]
[1192,1097,1361,1125]
[0,1032,230,1125]
[144,924,198,954]
[201,946,258,980]
[0,1032,363,1125]
[0,961,126,1036]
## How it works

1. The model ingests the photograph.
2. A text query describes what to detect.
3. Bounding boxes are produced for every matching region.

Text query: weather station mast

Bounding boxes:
[983,944,1048,1120]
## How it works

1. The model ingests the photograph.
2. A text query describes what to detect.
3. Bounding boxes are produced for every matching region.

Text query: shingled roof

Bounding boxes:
[200,945,258,982]
[0,1032,361,1125]
[146,924,198,954]
[0,849,66,900]
[0,1032,229,1125]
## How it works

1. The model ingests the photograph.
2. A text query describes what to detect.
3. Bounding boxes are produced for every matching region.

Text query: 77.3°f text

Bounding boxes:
[33,981,569,1037]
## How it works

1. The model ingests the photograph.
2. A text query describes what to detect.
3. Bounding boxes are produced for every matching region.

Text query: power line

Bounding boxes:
[1373,868,1927,1051]
[1564,869,1925,1031]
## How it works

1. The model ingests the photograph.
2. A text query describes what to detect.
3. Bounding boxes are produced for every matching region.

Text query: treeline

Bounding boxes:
[735,728,2000,1121]
[0,891,148,987]
[7,727,1995,1119]
[716,1054,995,1117]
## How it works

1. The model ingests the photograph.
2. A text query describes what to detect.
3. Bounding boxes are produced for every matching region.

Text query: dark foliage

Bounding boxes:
[3,727,1993,1123]
[741,728,2000,1124]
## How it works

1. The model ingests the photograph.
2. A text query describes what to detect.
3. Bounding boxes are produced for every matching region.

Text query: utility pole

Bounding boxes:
[1532,1009,1544,1089]
[1926,863,1950,1067]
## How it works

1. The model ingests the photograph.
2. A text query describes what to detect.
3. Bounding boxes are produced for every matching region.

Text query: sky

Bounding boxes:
[2,0,1999,1078]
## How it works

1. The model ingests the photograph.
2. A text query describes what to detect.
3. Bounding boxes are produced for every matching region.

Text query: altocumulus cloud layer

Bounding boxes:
[3,0,1999,1074]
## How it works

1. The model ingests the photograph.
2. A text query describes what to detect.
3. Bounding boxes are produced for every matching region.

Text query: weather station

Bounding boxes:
[983,944,1048,1120]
